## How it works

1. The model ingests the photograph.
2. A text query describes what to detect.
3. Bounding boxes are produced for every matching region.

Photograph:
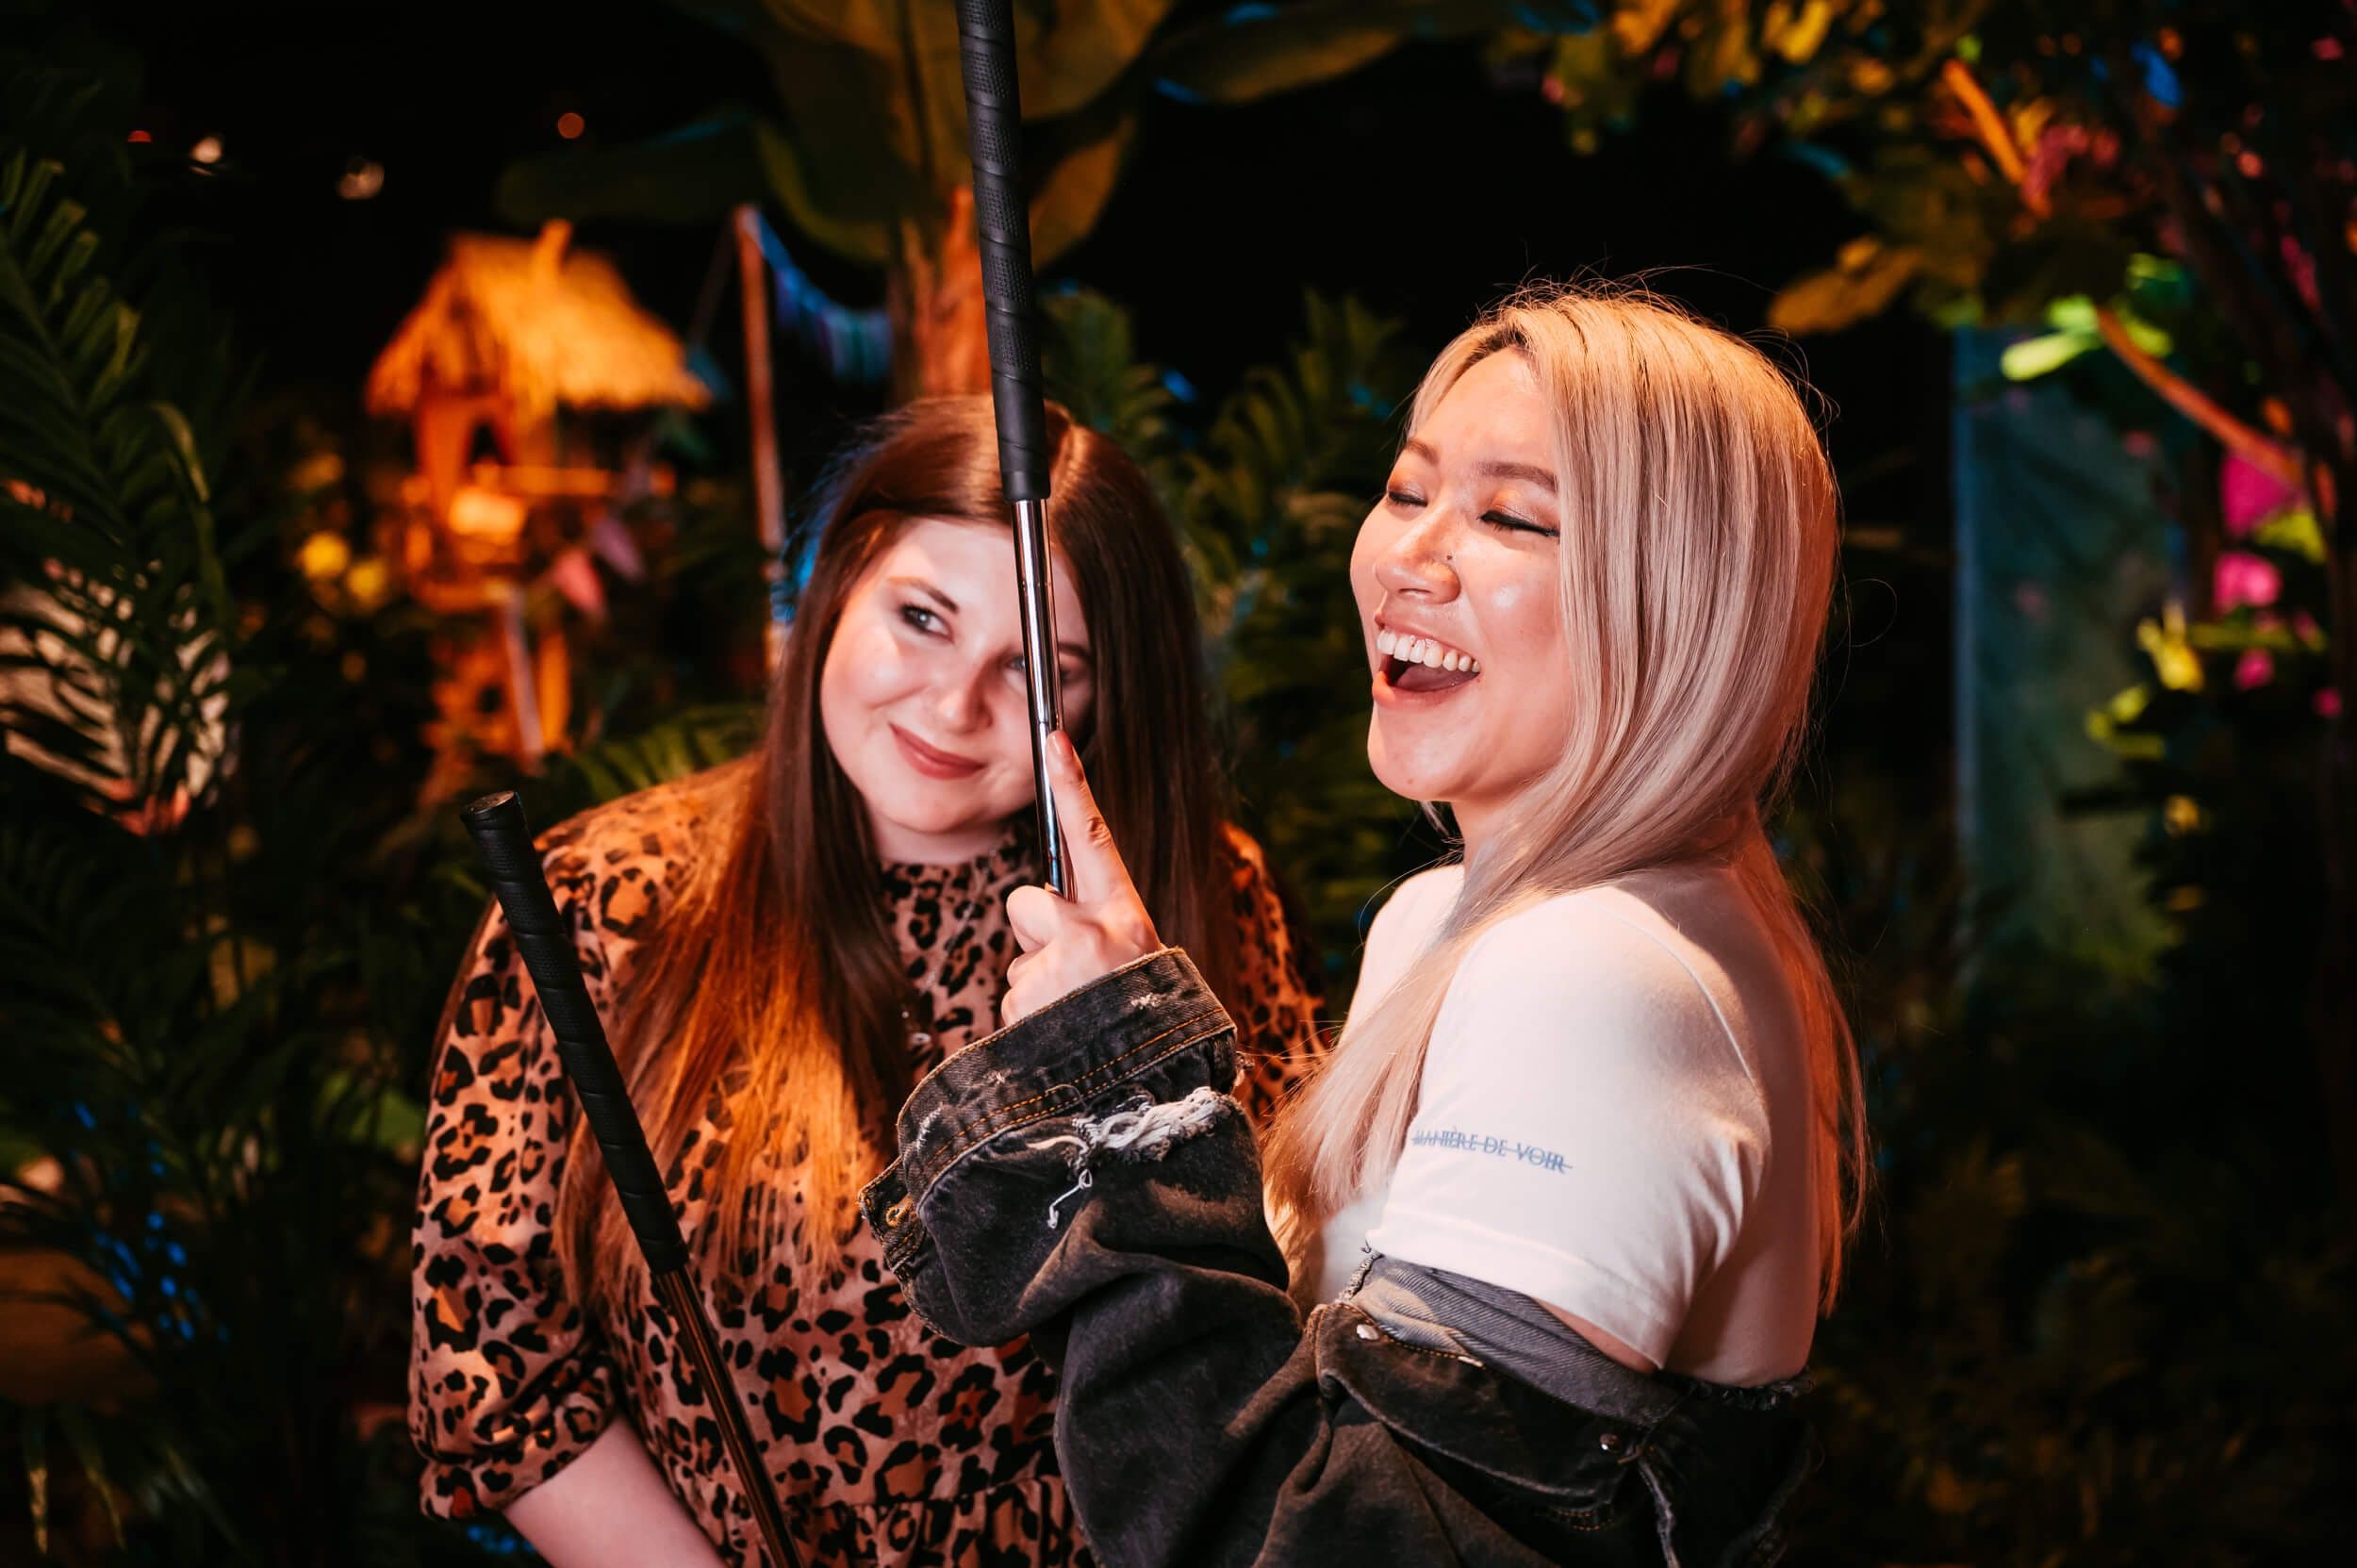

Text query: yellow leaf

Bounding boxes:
[1613,0,1682,57]
[2137,607,2204,692]
[1766,0,1836,63]
[1769,241,1924,335]
[2255,507,2326,564]
[2002,330,2098,381]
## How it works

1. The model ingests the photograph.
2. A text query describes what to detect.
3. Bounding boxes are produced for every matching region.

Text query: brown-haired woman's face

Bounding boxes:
[820,518,1096,863]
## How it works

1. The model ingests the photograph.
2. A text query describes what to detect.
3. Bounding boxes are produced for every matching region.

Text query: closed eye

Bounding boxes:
[1483,509,1558,538]
[1385,487,1426,510]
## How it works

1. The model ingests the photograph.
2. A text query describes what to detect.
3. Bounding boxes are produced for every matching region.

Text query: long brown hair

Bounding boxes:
[556,397,1238,1311]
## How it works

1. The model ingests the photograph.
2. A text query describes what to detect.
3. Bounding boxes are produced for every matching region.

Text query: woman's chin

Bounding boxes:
[1363,737,1467,809]
[864,793,1014,860]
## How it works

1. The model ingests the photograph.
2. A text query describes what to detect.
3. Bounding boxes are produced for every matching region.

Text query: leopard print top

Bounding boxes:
[408,765,1327,1564]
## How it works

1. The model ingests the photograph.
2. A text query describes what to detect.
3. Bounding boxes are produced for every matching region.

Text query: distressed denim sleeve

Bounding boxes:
[859,951,1702,1568]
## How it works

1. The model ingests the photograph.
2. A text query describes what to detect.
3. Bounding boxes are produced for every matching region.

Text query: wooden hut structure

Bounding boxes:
[365,221,707,783]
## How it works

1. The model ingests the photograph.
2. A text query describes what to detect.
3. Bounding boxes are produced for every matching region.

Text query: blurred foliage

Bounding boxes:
[1045,284,1439,982]
[7,10,2357,1568]
[0,58,504,1565]
[501,2,1605,266]
[1779,757,2357,1564]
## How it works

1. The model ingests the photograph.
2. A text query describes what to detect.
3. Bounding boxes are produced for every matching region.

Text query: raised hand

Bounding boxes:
[1000,733,1162,1026]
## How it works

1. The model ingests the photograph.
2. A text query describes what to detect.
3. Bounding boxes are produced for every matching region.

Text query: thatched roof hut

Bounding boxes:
[365,222,709,420]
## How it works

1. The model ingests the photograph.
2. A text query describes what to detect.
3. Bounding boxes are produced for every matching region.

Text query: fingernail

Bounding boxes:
[1052,731,1078,769]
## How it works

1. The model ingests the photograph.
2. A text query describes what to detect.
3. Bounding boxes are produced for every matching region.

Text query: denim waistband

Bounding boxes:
[1346,1253,1688,1426]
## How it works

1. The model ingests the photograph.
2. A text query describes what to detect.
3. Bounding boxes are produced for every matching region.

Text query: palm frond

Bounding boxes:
[0,145,233,817]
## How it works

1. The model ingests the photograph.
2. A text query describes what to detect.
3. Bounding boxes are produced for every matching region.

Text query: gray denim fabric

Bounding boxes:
[1349,1256,1814,1565]
[861,951,1816,1568]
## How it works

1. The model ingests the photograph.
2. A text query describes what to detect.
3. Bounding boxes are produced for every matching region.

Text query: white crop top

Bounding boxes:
[1316,861,1821,1384]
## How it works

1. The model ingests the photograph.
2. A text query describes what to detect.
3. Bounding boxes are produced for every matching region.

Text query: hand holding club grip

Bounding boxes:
[954,0,1049,503]
[459,790,685,1276]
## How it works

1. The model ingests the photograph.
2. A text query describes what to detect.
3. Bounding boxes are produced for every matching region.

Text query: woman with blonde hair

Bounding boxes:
[860,285,1867,1565]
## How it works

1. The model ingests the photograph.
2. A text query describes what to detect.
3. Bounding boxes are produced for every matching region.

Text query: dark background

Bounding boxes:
[40,4,2354,1566]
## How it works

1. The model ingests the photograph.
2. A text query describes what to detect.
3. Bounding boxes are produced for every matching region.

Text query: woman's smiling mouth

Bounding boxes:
[891,723,986,779]
[1375,623,1481,699]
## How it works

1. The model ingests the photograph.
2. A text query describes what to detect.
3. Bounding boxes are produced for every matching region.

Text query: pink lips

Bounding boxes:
[891,724,984,780]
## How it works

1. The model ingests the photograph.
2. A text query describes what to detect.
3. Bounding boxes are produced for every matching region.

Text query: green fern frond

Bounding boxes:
[0,142,231,815]
[538,700,763,810]
[1042,287,1421,987]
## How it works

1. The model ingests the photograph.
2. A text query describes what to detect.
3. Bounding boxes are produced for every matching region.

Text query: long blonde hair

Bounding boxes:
[1263,284,1867,1305]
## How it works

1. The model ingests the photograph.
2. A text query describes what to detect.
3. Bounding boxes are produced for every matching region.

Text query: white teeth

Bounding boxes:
[1376,626,1482,675]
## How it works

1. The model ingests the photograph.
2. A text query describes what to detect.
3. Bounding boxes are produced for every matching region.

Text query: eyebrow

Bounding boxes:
[890,575,1094,664]
[1400,437,1558,495]
[889,576,959,614]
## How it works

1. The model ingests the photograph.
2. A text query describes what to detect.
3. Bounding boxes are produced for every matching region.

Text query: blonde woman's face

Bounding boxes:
[1350,351,1574,843]
[820,518,1095,864]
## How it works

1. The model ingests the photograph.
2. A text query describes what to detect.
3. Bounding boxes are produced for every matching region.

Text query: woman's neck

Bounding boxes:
[865,812,1011,867]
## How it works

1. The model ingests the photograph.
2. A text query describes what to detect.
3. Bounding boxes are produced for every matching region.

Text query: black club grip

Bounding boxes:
[955,0,1050,503]
[459,791,687,1276]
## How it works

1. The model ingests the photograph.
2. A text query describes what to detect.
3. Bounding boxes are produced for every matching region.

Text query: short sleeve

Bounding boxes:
[407,840,621,1518]
[1364,896,1768,1367]
[1349,866,1461,1017]
[1214,825,1332,1123]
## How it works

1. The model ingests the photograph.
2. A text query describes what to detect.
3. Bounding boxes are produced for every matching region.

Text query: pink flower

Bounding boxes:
[2221,452,2299,537]
[2214,551,2282,610]
[2234,649,2274,689]
[548,548,607,619]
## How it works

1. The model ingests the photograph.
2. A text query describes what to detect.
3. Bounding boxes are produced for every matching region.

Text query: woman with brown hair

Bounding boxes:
[407,397,1326,1565]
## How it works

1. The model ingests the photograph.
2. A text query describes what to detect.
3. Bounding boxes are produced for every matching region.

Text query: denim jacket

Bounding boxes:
[861,951,1814,1567]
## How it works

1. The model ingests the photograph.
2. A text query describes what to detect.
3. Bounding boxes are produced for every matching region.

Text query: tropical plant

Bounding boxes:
[0,60,511,1564]
[1513,0,2357,1222]
[498,0,1594,396]
[1044,284,1438,989]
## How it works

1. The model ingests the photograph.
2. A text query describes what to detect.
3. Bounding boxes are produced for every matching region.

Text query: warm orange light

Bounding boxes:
[127,129,152,143]
[557,112,585,140]
[191,136,223,165]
